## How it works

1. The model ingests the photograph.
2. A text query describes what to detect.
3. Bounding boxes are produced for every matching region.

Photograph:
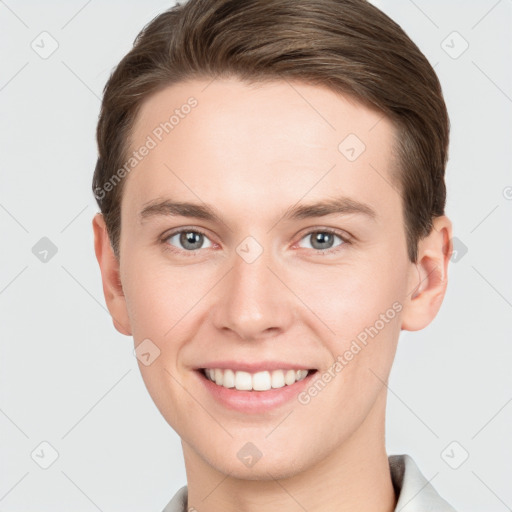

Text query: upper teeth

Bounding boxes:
[204,368,310,391]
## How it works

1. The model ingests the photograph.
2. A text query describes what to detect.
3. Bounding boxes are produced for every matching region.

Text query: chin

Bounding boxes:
[203,444,314,481]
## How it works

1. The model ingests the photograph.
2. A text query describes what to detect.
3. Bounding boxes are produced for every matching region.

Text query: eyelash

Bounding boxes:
[160,227,351,257]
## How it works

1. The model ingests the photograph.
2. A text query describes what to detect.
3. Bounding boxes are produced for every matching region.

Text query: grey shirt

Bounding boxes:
[162,454,457,512]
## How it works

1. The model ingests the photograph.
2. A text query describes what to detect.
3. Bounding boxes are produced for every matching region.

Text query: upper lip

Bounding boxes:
[196,361,317,373]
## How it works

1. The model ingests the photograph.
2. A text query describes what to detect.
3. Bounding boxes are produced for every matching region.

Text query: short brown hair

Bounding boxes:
[92,0,449,263]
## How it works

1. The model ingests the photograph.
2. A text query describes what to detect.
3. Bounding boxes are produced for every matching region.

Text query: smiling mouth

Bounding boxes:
[198,368,318,392]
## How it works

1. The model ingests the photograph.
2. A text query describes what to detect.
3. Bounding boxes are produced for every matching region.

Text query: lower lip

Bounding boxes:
[195,369,318,414]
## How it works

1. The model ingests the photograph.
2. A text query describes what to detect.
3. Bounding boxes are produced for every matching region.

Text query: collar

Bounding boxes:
[389,454,457,511]
[162,454,457,512]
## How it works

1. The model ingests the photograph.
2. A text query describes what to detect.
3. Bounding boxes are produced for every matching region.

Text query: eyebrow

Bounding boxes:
[139,195,377,224]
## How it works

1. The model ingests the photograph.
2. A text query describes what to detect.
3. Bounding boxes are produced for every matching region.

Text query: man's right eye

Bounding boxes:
[163,229,214,253]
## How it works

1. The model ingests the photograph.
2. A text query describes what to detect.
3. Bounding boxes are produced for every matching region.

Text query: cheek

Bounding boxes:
[121,251,209,338]
[121,259,207,425]
[121,256,228,404]
[288,252,405,388]
[290,258,404,336]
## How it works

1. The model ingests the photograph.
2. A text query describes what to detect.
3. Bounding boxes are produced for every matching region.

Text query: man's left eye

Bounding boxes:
[298,230,346,251]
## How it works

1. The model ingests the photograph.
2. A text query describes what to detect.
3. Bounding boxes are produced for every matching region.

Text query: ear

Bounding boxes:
[401,215,453,331]
[92,213,132,336]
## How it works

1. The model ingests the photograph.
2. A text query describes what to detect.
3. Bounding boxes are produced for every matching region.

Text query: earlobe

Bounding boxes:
[92,213,132,336]
[401,215,453,332]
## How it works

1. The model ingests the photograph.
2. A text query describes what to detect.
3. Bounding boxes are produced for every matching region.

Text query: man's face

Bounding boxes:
[114,78,416,478]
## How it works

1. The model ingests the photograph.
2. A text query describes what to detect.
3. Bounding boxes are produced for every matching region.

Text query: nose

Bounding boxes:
[210,242,296,341]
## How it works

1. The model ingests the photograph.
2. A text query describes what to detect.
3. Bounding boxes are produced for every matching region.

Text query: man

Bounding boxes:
[92,0,456,510]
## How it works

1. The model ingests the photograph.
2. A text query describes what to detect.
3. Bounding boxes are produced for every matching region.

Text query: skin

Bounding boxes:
[93,77,452,512]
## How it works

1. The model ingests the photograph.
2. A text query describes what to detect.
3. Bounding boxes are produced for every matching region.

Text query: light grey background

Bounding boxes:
[1,0,511,510]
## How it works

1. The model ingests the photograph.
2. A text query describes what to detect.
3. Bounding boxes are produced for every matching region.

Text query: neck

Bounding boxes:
[182,389,396,512]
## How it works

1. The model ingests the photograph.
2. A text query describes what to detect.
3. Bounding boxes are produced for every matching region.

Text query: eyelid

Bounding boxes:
[297,226,352,241]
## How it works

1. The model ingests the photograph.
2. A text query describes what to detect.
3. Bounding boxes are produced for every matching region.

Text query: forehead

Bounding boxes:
[124,77,399,225]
